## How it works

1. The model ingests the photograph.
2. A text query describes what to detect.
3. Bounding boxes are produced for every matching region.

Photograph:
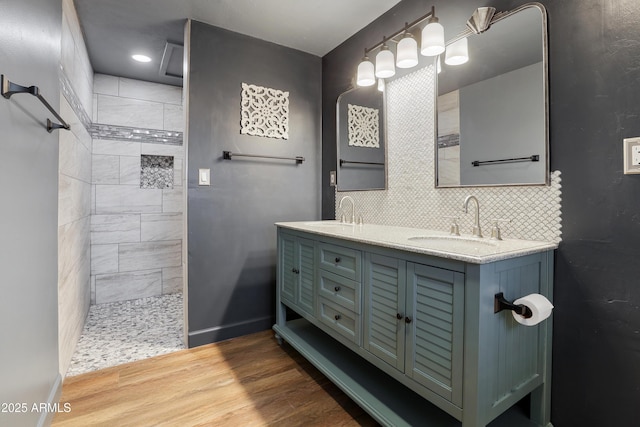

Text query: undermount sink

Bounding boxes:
[408,235,498,246]
[303,221,355,228]
[407,235,499,253]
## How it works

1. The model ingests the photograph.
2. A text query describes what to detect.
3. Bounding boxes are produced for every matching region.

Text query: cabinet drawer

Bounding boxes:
[318,298,361,345]
[319,270,361,313]
[319,242,361,281]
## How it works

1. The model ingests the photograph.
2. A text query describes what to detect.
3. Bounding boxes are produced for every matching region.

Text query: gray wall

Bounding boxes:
[459,62,544,185]
[187,21,321,346]
[0,0,62,425]
[323,0,640,425]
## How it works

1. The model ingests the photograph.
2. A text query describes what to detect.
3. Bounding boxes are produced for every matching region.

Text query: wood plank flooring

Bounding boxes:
[52,330,378,426]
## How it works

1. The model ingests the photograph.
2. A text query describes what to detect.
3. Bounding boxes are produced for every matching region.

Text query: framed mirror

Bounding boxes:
[336,85,387,191]
[436,3,548,187]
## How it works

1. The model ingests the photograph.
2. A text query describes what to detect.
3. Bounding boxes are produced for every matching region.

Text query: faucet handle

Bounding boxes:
[444,216,460,236]
[490,219,511,240]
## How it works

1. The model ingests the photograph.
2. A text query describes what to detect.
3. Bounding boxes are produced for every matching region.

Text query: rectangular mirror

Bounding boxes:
[336,86,387,191]
[436,3,548,187]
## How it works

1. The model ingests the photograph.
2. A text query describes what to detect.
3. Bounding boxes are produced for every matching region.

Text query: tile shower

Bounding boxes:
[58,0,186,376]
[90,73,184,305]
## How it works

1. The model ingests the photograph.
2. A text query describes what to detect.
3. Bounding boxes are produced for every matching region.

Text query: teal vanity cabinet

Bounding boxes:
[277,232,316,317]
[274,223,555,427]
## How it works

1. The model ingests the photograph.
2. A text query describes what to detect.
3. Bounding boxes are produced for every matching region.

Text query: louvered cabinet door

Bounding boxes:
[295,237,316,316]
[406,262,464,407]
[363,253,406,371]
[279,233,297,304]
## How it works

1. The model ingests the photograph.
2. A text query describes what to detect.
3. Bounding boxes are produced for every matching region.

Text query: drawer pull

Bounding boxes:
[405,316,412,324]
[334,314,341,321]
[334,286,341,292]
[291,268,299,274]
[335,257,341,263]
[396,313,403,320]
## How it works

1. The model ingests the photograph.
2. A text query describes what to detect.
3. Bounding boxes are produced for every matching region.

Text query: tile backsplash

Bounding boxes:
[336,65,562,243]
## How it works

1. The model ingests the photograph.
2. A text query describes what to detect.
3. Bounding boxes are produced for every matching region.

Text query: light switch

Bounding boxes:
[198,168,210,186]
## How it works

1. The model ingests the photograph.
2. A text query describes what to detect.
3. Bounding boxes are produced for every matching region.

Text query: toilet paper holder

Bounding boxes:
[494,293,533,318]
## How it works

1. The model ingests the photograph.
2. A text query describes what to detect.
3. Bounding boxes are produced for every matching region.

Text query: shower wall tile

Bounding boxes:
[91,214,140,244]
[93,74,118,96]
[118,77,183,105]
[142,142,184,158]
[119,155,140,185]
[59,174,91,227]
[141,213,183,242]
[91,244,118,275]
[118,241,181,272]
[163,104,184,132]
[59,0,93,378]
[96,95,164,129]
[95,185,162,213]
[59,116,92,183]
[173,158,183,187]
[95,270,163,304]
[92,154,119,184]
[162,187,183,213]
[162,267,183,294]
[90,74,185,304]
[58,216,91,292]
[93,138,140,156]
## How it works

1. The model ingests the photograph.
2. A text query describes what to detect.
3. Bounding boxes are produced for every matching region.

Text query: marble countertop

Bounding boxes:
[276,221,558,264]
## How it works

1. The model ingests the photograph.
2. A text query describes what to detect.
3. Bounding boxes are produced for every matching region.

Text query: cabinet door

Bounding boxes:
[279,233,297,304]
[406,262,464,407]
[363,253,406,371]
[296,237,316,316]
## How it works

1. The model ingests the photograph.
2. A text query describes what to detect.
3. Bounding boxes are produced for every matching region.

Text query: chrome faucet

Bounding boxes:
[338,196,355,224]
[462,195,482,237]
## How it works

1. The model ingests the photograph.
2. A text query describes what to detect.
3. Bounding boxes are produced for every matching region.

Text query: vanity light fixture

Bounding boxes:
[132,54,152,63]
[356,50,376,86]
[396,26,419,68]
[437,56,442,74]
[421,6,445,56]
[375,38,396,78]
[445,37,469,65]
[377,78,385,92]
[355,5,446,87]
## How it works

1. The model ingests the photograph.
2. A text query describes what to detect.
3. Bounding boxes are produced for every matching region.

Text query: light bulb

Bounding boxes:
[445,38,469,65]
[396,34,418,68]
[375,46,395,78]
[356,57,375,86]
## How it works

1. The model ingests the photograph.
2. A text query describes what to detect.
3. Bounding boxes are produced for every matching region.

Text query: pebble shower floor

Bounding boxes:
[66,293,185,376]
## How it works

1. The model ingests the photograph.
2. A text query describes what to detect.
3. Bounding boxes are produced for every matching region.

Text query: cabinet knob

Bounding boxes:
[405,316,412,324]
[334,314,341,321]
[396,313,403,320]
[334,286,341,292]
[335,257,341,263]
[291,268,299,274]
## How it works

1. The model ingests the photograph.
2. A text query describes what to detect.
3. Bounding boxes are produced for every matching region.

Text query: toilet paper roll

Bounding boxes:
[512,293,554,326]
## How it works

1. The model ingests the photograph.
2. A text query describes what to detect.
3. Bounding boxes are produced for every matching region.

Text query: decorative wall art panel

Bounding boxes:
[240,83,289,139]
[348,104,380,148]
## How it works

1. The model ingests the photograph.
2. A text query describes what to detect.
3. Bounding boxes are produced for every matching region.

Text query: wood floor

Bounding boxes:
[52,330,378,426]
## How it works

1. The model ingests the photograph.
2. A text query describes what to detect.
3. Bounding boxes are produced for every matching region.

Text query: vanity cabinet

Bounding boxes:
[278,233,316,317]
[363,253,465,407]
[274,225,554,427]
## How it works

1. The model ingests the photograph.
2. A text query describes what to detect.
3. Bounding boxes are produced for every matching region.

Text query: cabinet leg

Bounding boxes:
[274,333,284,346]
[530,383,553,427]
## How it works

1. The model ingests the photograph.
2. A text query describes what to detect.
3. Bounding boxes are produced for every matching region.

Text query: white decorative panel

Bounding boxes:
[348,103,380,148]
[336,66,562,243]
[240,83,289,139]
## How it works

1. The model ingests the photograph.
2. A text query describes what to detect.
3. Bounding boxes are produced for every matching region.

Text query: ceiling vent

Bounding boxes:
[159,42,184,80]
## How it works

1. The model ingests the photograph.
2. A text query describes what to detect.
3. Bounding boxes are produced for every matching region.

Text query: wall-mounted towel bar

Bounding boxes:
[1,74,70,133]
[471,155,539,167]
[339,159,384,167]
[223,151,304,164]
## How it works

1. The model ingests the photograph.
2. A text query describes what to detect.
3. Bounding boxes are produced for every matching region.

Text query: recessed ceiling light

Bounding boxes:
[132,54,152,63]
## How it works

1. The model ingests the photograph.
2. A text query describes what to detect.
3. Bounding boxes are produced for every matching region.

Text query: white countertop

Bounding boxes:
[276,221,557,264]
